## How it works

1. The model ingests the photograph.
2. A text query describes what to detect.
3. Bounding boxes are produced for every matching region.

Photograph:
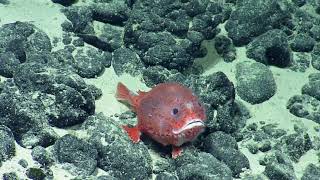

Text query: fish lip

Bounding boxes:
[172,119,205,135]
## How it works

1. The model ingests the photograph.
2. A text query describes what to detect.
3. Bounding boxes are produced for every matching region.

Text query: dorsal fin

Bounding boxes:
[137,90,147,96]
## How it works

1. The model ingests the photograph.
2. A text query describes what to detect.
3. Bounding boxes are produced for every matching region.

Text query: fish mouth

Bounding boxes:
[172,119,205,135]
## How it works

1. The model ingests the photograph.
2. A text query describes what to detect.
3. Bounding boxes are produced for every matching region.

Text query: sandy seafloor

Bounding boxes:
[0,0,320,179]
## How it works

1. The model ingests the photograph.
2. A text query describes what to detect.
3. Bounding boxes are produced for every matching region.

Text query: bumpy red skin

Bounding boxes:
[117,82,206,157]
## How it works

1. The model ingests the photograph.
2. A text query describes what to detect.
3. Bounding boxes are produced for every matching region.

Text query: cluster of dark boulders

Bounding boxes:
[246,29,292,68]
[0,21,109,148]
[239,120,318,180]
[287,73,320,123]
[57,0,232,74]
[0,126,15,166]
[203,131,250,177]
[225,0,291,46]
[0,0,9,5]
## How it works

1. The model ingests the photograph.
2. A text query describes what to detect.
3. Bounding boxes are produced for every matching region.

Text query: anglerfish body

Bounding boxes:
[116,82,206,158]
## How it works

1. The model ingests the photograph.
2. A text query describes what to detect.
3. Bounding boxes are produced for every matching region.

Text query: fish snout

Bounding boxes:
[172,118,205,135]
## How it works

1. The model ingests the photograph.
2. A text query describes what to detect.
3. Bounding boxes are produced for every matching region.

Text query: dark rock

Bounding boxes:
[136,31,176,51]
[246,29,292,67]
[73,47,106,78]
[0,0,9,5]
[175,149,233,179]
[62,6,93,33]
[301,163,320,180]
[165,9,190,36]
[204,131,238,154]
[252,130,270,142]
[214,35,232,55]
[241,174,268,180]
[262,151,297,180]
[261,124,287,139]
[51,49,76,68]
[219,148,250,177]
[258,140,272,152]
[142,66,181,87]
[101,51,112,68]
[31,146,54,166]
[51,0,77,6]
[290,33,316,52]
[62,33,72,45]
[26,167,46,180]
[18,159,28,168]
[0,52,20,78]
[264,163,297,180]
[0,21,34,45]
[203,131,249,177]
[213,100,243,133]
[225,0,291,46]
[91,1,130,25]
[302,73,320,101]
[186,72,235,108]
[87,84,102,100]
[95,175,119,180]
[236,61,276,104]
[0,62,96,146]
[5,38,27,63]
[186,31,205,56]
[0,125,15,163]
[10,62,95,128]
[292,0,306,7]
[64,43,79,54]
[48,82,95,127]
[82,113,152,180]
[97,24,123,50]
[124,2,167,44]
[112,47,144,76]
[190,11,222,39]
[152,155,175,174]
[290,53,310,72]
[312,43,320,70]
[310,25,320,41]
[72,38,84,47]
[0,21,52,62]
[26,51,56,64]
[183,0,209,17]
[78,23,123,52]
[247,143,259,154]
[3,172,18,180]
[275,132,312,162]
[64,44,76,53]
[308,73,320,82]
[293,9,315,34]
[53,134,98,176]
[247,123,258,131]
[155,172,178,180]
[214,35,236,62]
[143,44,192,71]
[27,30,52,54]
[287,94,320,123]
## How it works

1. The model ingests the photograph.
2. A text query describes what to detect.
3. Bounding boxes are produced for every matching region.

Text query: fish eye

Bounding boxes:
[172,108,179,115]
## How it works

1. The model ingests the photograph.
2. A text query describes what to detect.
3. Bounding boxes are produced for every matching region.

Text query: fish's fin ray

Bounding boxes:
[172,146,183,159]
[116,82,134,105]
[122,125,141,143]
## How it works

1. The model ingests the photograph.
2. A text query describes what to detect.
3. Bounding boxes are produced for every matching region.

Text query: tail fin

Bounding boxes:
[116,82,134,106]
